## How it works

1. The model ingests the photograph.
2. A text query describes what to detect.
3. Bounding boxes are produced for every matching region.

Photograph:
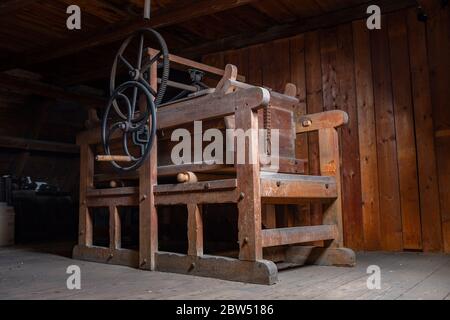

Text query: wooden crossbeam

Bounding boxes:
[260,173,337,204]
[436,129,450,138]
[296,110,349,133]
[154,179,237,194]
[261,225,338,248]
[0,73,105,107]
[0,0,258,72]
[0,0,34,17]
[181,0,417,58]
[0,135,79,154]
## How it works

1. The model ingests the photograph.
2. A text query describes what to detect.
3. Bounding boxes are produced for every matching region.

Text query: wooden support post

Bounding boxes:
[236,106,262,261]
[318,128,344,247]
[262,205,276,229]
[187,204,203,256]
[109,205,121,249]
[139,52,159,270]
[79,144,94,246]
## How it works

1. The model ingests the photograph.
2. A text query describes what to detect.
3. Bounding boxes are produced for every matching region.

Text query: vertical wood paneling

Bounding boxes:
[408,6,445,252]
[224,48,249,78]
[352,19,381,251]
[422,0,449,253]
[290,35,308,161]
[305,31,323,227]
[200,7,449,252]
[320,27,338,112]
[387,11,422,250]
[336,24,364,250]
[262,39,293,227]
[248,44,263,86]
[290,34,311,226]
[262,39,291,92]
[371,16,403,251]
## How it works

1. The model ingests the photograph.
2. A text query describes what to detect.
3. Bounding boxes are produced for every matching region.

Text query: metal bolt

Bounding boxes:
[302,119,312,127]
[238,192,245,201]
[141,194,147,202]
[204,183,210,190]
[276,181,281,187]
[325,184,329,189]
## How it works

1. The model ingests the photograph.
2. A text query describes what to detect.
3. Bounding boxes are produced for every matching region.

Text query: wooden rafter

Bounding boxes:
[0,136,79,154]
[0,73,105,107]
[0,0,258,72]
[52,0,417,86]
[181,0,418,58]
[0,0,35,17]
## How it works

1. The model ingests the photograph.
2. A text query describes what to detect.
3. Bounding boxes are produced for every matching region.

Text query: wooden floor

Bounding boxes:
[0,244,449,300]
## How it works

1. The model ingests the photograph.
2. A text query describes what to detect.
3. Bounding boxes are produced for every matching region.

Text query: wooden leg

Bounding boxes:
[262,204,276,229]
[187,204,203,256]
[319,128,344,247]
[139,142,158,270]
[236,107,262,261]
[78,144,93,247]
[139,62,159,270]
[109,205,121,250]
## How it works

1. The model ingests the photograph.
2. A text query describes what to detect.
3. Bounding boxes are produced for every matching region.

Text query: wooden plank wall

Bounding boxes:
[0,91,83,195]
[203,6,449,252]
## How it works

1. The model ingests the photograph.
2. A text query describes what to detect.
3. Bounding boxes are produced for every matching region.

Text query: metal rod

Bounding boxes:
[96,155,133,162]
[144,0,151,20]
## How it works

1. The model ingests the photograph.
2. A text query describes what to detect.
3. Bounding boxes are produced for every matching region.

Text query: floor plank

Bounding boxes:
[0,245,448,300]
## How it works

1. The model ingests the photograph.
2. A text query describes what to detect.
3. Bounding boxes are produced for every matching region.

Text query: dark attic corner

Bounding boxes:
[0,0,448,304]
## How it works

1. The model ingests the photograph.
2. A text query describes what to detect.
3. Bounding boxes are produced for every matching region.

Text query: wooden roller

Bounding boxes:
[177,171,198,183]
[96,155,133,162]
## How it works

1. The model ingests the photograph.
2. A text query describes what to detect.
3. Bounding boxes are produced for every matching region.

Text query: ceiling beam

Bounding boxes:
[180,0,418,58]
[0,0,258,72]
[0,136,79,154]
[0,0,35,17]
[0,73,105,107]
[50,0,418,86]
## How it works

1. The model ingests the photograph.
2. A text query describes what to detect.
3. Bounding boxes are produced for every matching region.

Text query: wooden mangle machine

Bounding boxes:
[74,0,355,285]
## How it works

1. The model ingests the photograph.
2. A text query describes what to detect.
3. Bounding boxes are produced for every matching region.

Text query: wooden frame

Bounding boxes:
[73,51,355,284]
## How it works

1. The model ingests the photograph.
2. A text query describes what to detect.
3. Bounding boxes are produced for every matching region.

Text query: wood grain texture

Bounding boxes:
[421,0,449,253]
[290,34,311,227]
[187,204,204,256]
[78,144,94,247]
[408,6,445,252]
[371,17,403,251]
[336,24,363,250]
[236,107,262,261]
[352,19,381,251]
[196,6,449,253]
[305,31,324,227]
[388,12,422,250]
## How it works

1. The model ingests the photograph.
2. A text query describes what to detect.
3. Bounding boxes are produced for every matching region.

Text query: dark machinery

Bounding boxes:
[101,0,169,172]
